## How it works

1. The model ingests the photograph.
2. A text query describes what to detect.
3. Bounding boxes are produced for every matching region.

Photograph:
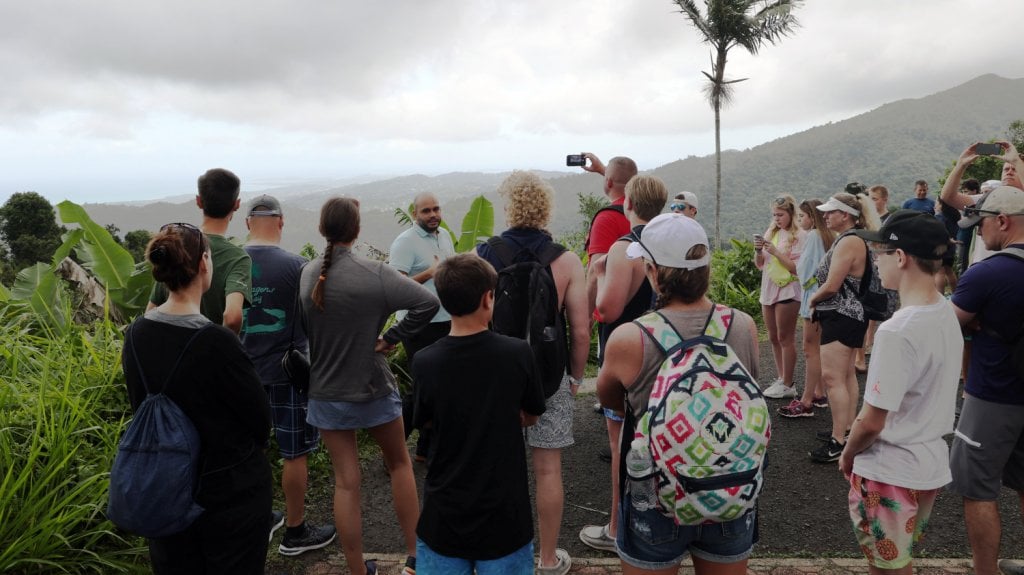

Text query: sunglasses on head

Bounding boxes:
[773,196,789,207]
[159,222,205,261]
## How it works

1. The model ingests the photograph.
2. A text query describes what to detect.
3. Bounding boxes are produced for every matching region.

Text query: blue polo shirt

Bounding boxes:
[388,224,455,323]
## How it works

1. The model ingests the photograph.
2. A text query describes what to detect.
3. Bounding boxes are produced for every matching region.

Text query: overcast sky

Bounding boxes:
[2,1,1022,205]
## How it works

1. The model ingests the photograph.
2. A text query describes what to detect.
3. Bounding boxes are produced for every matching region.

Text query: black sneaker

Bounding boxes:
[809,437,844,463]
[278,523,337,556]
[268,510,285,543]
[815,428,849,442]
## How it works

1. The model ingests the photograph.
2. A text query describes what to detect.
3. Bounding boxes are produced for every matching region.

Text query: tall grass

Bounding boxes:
[0,314,146,573]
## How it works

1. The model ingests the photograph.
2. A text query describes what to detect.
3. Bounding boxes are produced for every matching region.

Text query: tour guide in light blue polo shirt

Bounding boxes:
[388,192,456,460]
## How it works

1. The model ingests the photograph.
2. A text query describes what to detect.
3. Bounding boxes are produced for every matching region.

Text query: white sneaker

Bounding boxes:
[763,381,796,399]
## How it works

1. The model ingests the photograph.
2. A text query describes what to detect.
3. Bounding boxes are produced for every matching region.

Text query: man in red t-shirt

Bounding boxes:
[581,154,637,321]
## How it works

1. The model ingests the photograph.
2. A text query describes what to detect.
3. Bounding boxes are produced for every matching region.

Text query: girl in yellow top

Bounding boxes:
[754,194,806,399]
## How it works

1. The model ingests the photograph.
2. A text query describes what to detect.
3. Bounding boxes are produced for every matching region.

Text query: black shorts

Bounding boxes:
[816,309,867,348]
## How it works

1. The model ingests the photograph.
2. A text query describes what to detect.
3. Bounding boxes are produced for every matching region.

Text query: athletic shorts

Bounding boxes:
[306,388,402,431]
[848,473,938,570]
[615,496,757,570]
[817,309,868,348]
[265,381,320,459]
[416,538,533,575]
[949,394,1024,500]
[526,375,574,449]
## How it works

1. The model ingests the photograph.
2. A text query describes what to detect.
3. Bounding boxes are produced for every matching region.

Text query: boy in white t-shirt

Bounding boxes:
[841,210,963,574]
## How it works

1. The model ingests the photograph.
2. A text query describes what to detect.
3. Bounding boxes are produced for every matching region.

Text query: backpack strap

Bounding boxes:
[990,246,1024,262]
[633,311,683,355]
[535,242,567,268]
[486,236,516,269]
[128,320,215,395]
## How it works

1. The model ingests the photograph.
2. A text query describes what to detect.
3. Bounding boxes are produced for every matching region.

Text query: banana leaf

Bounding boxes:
[56,201,135,291]
[455,196,494,253]
[12,263,67,331]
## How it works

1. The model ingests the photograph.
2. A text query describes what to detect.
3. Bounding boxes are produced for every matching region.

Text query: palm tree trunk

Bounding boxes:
[714,102,722,250]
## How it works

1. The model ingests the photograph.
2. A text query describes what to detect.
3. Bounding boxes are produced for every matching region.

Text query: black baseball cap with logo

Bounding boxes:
[853,209,949,260]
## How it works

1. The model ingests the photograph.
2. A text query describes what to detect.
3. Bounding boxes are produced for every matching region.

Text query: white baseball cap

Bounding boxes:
[673,191,698,210]
[626,213,711,269]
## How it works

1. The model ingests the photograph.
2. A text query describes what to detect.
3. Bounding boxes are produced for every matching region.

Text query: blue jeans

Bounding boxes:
[615,494,758,570]
[416,538,533,575]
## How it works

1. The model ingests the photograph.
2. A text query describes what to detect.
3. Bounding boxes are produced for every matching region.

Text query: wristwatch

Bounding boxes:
[567,375,582,387]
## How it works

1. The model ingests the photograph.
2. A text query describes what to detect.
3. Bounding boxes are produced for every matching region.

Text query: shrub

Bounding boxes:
[709,239,763,326]
[0,315,146,573]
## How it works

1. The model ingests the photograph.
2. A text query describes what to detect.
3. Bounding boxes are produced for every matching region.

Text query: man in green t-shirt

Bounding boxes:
[148,168,252,334]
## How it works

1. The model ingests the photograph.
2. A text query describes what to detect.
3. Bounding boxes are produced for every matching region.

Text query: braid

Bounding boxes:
[312,243,334,310]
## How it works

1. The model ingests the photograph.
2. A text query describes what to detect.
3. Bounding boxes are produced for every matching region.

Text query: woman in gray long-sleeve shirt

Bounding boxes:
[300,197,439,575]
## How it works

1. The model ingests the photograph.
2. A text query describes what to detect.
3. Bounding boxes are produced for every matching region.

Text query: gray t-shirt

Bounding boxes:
[625,305,759,421]
[299,246,440,402]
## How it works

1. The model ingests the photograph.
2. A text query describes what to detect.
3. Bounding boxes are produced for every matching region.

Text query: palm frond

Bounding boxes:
[672,0,713,43]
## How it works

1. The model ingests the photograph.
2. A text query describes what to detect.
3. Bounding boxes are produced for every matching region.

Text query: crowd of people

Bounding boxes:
[117,140,1024,575]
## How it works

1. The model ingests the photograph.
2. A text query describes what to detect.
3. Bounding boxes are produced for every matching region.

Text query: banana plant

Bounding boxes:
[3,202,153,330]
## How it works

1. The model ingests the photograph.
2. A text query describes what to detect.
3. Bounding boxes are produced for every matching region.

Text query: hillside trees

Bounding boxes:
[0,192,64,275]
[673,0,802,248]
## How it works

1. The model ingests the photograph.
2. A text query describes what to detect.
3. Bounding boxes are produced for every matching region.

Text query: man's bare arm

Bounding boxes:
[222,292,245,335]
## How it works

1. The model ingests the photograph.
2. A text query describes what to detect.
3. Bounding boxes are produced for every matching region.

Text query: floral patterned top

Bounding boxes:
[813,230,867,322]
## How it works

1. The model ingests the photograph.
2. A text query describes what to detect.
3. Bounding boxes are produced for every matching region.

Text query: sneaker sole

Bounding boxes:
[278,532,337,556]
[778,410,814,419]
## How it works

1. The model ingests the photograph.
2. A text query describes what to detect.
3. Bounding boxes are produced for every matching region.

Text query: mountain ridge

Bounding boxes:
[79,73,1024,254]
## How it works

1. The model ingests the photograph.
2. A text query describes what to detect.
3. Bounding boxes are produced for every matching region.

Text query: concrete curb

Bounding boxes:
[290,553,976,574]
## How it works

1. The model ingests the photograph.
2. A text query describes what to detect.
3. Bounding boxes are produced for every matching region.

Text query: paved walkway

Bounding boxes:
[292,553,976,574]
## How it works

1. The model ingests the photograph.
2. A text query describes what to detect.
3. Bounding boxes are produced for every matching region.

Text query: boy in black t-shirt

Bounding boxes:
[412,253,547,575]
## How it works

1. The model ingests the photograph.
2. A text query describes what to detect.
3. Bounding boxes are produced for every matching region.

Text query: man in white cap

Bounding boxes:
[670,191,698,219]
[948,186,1024,575]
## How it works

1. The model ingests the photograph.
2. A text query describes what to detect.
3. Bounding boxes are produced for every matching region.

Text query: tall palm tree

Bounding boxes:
[673,0,801,248]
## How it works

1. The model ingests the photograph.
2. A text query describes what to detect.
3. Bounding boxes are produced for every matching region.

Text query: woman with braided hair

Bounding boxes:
[299,197,439,575]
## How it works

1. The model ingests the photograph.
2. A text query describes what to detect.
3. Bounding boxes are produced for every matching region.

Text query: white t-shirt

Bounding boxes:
[852,299,963,490]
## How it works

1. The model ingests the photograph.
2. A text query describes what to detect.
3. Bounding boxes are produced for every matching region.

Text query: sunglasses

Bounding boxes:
[670,203,691,211]
[773,196,790,207]
[159,222,205,262]
[963,206,1001,218]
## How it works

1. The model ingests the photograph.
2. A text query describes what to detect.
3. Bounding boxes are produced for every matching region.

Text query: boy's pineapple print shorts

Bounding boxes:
[847,473,939,570]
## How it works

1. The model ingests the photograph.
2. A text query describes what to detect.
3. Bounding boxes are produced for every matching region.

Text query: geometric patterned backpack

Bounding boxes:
[630,304,771,525]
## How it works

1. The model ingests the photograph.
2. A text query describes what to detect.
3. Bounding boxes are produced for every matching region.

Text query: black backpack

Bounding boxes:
[487,236,568,398]
[107,322,211,538]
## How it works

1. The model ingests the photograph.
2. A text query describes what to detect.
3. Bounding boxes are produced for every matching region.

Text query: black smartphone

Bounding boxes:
[976,142,1003,156]
[566,154,586,167]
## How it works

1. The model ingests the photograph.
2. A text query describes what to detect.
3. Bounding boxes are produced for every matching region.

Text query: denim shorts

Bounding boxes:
[416,538,533,575]
[615,495,758,570]
[306,388,402,431]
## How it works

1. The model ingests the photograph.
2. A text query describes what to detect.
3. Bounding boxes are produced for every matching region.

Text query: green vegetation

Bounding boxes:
[0,314,146,573]
[709,239,762,324]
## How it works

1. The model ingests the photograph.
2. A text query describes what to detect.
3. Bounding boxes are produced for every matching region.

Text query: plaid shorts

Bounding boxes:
[847,473,938,570]
[265,382,320,459]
